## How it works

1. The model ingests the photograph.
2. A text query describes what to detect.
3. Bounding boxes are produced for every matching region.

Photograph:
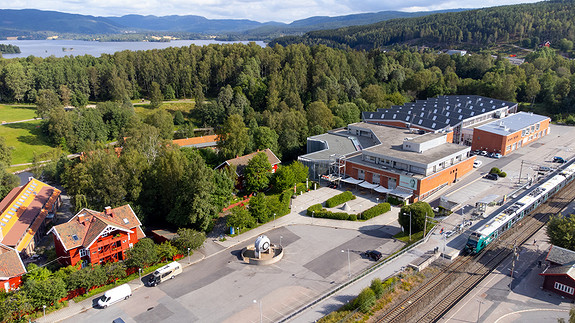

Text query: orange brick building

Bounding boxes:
[343,123,474,202]
[471,112,550,155]
[49,205,145,267]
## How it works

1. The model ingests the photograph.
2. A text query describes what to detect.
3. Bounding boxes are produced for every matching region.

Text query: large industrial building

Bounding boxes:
[300,122,475,203]
[300,95,550,203]
[362,95,518,145]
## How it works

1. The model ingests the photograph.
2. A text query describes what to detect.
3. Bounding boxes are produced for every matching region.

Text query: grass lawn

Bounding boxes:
[134,101,199,125]
[0,104,37,123]
[393,223,436,247]
[0,120,56,165]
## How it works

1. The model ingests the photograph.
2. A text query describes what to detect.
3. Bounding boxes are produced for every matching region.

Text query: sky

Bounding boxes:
[0,0,542,23]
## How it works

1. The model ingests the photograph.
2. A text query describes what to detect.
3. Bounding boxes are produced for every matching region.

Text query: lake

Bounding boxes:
[0,39,266,58]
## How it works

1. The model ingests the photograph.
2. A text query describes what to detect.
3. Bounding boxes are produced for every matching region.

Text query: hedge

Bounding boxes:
[306,204,357,221]
[325,191,356,208]
[387,196,405,206]
[360,203,391,220]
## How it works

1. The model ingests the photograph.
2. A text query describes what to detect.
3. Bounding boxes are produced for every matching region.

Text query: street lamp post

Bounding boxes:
[443,232,446,260]
[138,268,142,284]
[273,213,276,227]
[188,247,191,264]
[253,299,263,323]
[341,249,351,278]
[409,211,412,242]
[376,197,379,204]
[280,236,283,247]
[312,211,314,224]
[43,305,46,317]
[477,300,484,323]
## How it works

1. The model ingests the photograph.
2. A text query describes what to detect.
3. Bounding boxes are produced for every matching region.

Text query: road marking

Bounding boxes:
[493,308,570,323]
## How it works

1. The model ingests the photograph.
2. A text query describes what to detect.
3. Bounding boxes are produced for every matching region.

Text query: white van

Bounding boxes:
[98,284,132,308]
[148,261,183,286]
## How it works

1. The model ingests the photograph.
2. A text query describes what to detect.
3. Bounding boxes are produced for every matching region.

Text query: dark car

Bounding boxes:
[553,156,566,163]
[365,250,382,261]
[484,173,499,180]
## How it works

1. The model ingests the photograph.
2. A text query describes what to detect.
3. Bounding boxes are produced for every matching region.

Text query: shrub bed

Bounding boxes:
[387,196,405,206]
[306,204,357,221]
[325,191,356,208]
[361,203,391,220]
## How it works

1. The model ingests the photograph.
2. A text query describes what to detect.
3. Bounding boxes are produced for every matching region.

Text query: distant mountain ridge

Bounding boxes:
[271,0,575,49]
[0,8,468,39]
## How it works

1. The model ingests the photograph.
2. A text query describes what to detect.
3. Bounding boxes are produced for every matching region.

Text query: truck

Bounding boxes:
[148,261,183,286]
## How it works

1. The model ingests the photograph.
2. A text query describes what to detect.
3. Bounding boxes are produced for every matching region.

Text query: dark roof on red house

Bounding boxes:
[0,244,26,279]
[49,205,145,251]
[546,245,575,266]
[216,148,281,176]
[540,264,575,280]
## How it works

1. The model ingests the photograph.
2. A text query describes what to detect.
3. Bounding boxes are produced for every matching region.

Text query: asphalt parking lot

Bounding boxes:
[62,224,403,323]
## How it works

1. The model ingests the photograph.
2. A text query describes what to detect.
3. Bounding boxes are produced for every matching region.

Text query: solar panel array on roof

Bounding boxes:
[362,95,516,130]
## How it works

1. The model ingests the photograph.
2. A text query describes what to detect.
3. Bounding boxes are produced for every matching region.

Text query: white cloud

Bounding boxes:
[0,0,541,23]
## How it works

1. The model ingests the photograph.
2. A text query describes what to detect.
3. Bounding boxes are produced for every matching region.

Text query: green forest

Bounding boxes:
[1,38,575,231]
[272,0,575,51]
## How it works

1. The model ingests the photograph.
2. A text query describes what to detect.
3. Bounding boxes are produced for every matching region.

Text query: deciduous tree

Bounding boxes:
[244,151,271,193]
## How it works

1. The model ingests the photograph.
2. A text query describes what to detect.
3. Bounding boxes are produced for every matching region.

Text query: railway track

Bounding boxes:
[374,179,575,323]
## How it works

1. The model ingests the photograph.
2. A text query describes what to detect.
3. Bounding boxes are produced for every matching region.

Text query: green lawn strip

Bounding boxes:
[7,164,32,173]
[393,223,436,247]
[72,262,168,303]
[0,120,56,165]
[0,104,37,123]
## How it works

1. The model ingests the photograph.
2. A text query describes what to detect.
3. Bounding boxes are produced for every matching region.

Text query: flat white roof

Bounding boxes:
[476,112,549,136]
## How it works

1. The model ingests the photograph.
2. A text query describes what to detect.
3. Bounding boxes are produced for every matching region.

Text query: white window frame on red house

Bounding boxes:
[79,248,89,257]
[555,282,574,295]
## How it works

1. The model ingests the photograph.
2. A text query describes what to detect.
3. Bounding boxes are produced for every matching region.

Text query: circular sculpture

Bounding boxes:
[241,235,283,265]
[255,235,270,253]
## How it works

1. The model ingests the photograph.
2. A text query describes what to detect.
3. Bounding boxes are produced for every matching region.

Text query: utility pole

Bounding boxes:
[510,243,517,290]
[518,160,524,184]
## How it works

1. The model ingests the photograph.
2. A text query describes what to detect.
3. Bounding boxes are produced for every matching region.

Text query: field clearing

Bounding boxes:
[0,120,55,165]
[0,105,37,123]
[133,101,196,118]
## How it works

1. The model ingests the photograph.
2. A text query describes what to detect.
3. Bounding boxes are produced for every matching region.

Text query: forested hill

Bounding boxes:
[0,8,467,39]
[227,9,468,40]
[271,0,575,49]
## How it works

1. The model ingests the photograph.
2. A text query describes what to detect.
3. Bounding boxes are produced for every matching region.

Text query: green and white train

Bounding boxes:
[465,161,575,254]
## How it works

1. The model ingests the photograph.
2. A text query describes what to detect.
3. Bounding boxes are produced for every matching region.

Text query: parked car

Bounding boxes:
[484,173,499,180]
[539,166,553,172]
[365,250,382,261]
[473,160,483,168]
[492,153,502,159]
[98,284,132,308]
[480,151,488,156]
[553,156,566,163]
[444,230,455,238]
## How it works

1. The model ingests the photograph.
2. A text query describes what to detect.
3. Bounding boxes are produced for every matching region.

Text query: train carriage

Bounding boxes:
[466,161,573,254]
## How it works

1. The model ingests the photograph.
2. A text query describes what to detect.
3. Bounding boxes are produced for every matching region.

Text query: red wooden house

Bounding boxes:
[48,205,145,267]
[0,243,26,292]
[539,245,575,300]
